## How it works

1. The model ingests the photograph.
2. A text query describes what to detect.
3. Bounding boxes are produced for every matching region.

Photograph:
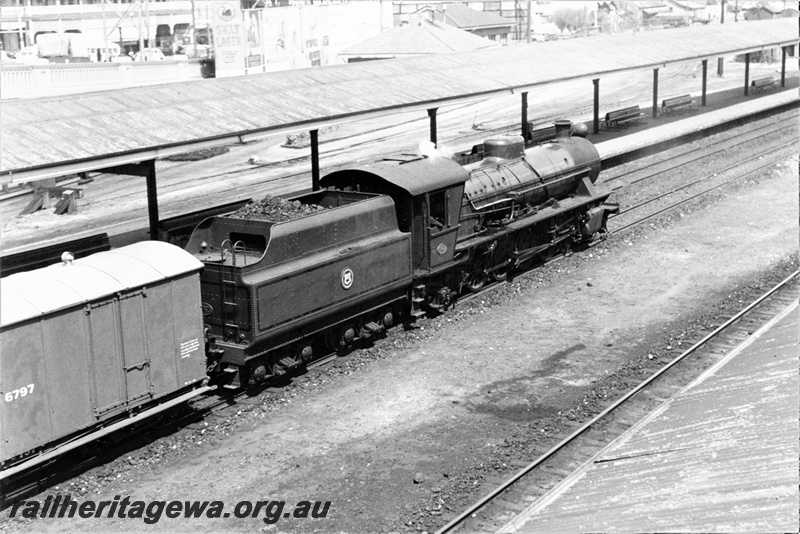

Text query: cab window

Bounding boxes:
[429,191,446,229]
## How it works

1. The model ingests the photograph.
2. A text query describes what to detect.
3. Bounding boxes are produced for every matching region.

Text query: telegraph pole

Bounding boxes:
[137,0,145,57]
[101,0,108,60]
[145,0,151,50]
[191,0,197,47]
[717,0,724,76]
[526,0,531,43]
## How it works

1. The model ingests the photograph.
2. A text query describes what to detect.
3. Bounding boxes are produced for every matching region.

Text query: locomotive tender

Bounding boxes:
[0,121,617,469]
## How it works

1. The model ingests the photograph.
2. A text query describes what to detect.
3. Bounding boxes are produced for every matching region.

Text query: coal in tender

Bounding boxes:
[229,196,326,222]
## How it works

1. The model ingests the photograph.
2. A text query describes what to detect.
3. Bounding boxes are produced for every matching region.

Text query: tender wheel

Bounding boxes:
[380,309,394,329]
[324,327,342,351]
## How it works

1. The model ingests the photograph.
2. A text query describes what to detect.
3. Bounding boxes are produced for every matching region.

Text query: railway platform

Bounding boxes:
[592,89,799,164]
[499,300,799,533]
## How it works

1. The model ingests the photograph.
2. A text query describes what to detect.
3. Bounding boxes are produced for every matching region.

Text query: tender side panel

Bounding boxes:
[260,196,399,266]
[256,235,412,334]
[0,322,51,462]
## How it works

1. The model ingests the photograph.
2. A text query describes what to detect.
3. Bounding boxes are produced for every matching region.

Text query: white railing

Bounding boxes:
[1,60,205,100]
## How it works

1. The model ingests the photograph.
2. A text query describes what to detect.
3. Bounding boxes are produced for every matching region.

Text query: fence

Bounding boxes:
[1,60,204,100]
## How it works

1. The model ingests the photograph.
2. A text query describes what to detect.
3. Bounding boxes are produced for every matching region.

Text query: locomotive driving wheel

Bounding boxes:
[464,257,488,293]
[514,230,536,271]
[491,237,514,282]
[537,245,555,264]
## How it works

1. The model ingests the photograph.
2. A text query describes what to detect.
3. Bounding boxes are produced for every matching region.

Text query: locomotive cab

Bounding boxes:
[321,154,469,276]
[411,185,463,271]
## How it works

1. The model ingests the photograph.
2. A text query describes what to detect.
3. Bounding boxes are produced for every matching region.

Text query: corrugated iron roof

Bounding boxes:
[669,0,707,10]
[501,302,800,533]
[443,4,514,30]
[642,6,672,15]
[339,19,498,58]
[631,0,669,8]
[1,19,796,183]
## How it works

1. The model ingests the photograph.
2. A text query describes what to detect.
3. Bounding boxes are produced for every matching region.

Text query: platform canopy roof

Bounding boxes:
[1,18,796,184]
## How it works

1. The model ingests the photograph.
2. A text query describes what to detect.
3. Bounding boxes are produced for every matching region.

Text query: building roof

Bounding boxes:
[642,6,672,15]
[668,0,707,10]
[338,19,498,59]
[1,19,796,184]
[761,2,793,13]
[631,0,669,9]
[442,4,513,31]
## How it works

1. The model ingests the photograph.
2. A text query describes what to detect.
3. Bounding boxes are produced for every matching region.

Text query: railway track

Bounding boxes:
[436,269,799,534]
[603,114,796,185]
[609,142,796,234]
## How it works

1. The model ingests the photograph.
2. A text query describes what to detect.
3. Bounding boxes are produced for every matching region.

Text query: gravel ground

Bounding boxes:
[1,139,796,533]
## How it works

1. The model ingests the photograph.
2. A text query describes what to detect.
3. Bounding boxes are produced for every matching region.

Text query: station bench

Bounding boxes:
[750,76,776,93]
[604,106,645,129]
[661,95,694,114]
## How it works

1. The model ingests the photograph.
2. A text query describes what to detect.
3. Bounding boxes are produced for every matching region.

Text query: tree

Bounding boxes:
[597,11,614,33]
[553,8,591,33]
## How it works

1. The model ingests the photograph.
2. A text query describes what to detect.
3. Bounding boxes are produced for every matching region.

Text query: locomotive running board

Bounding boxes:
[575,176,598,197]
[455,192,614,254]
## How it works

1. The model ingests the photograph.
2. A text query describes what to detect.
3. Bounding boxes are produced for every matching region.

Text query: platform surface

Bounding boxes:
[500,301,799,533]
[595,89,799,160]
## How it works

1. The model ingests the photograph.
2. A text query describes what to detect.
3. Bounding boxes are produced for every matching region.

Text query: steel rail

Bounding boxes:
[604,115,796,185]
[610,146,795,234]
[435,268,799,534]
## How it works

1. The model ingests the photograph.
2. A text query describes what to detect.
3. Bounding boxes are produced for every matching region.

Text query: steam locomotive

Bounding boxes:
[0,121,617,470]
[189,121,618,388]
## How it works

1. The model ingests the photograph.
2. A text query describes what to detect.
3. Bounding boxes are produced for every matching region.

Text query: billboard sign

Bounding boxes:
[211,0,246,77]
